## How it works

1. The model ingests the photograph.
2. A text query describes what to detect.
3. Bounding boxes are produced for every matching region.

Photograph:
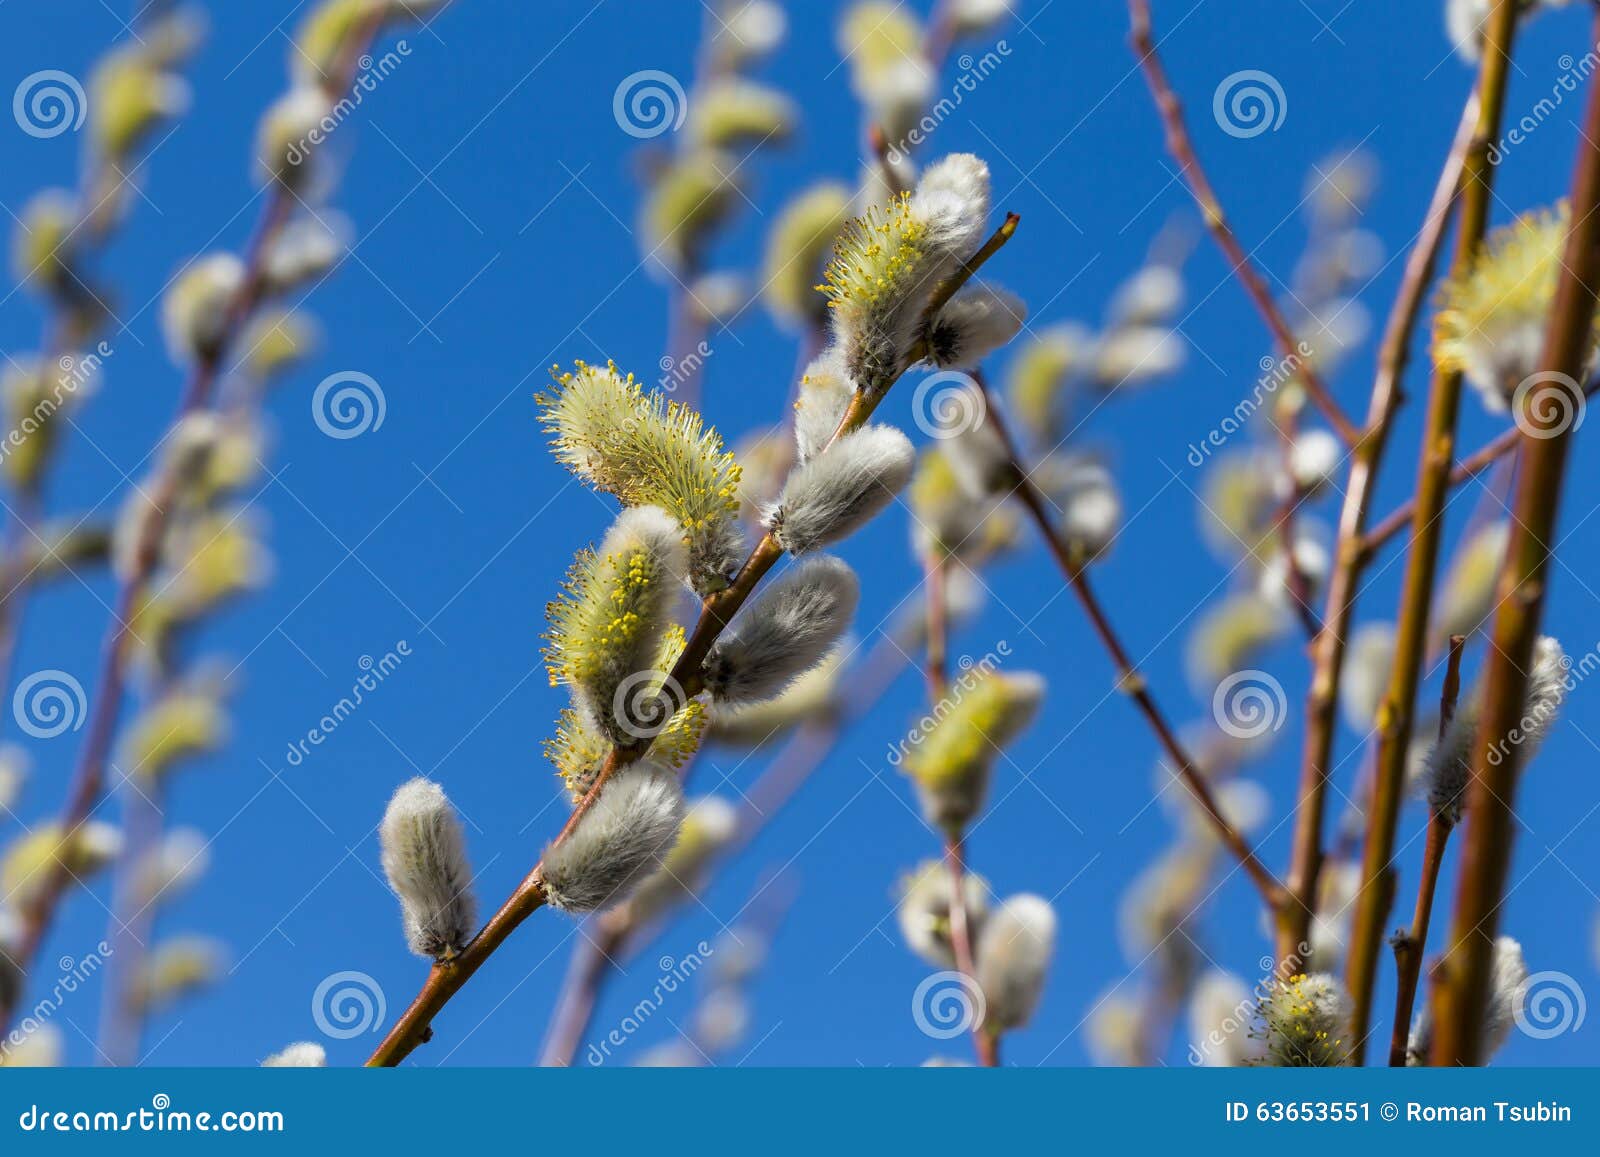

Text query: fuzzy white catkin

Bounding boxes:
[1339,621,1396,732]
[898,861,990,969]
[924,285,1027,369]
[793,347,856,463]
[943,410,1014,500]
[911,154,991,266]
[379,778,477,960]
[540,763,686,913]
[1188,971,1265,1067]
[767,425,914,555]
[975,894,1056,1031]
[1408,935,1527,1064]
[262,1041,326,1067]
[704,556,859,705]
[1422,635,1567,824]
[161,254,245,363]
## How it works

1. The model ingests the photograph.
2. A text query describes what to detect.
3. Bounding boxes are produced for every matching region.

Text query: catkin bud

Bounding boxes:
[897,859,990,969]
[540,763,685,913]
[379,778,477,960]
[628,795,739,921]
[923,285,1027,369]
[262,1042,327,1067]
[792,347,856,464]
[902,670,1044,832]
[1258,973,1352,1066]
[161,254,245,364]
[255,88,334,189]
[766,425,914,555]
[763,183,851,331]
[975,894,1056,1031]
[1421,636,1567,825]
[703,556,859,705]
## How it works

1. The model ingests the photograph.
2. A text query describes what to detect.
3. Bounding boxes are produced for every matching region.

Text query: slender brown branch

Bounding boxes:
[1343,2,1523,1061]
[923,555,950,699]
[367,214,1023,1067]
[971,373,1284,906]
[1386,634,1465,1066]
[1275,87,1482,971]
[1432,13,1600,1062]
[1127,0,1360,447]
[0,15,388,1035]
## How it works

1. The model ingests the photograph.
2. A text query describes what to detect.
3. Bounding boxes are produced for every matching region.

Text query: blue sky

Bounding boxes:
[2,0,1598,1068]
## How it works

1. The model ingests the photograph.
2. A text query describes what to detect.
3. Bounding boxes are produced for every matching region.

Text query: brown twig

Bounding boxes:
[1342,2,1523,1061]
[1431,12,1600,1062]
[970,373,1284,906]
[1127,0,1360,447]
[1275,87,1483,972]
[366,215,1023,1067]
[1386,634,1465,1066]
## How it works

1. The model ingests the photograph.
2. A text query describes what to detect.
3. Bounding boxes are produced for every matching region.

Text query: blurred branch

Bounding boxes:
[1126,0,1360,447]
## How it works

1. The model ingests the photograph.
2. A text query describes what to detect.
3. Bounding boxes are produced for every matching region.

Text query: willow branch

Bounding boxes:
[1343,2,1522,1061]
[1127,0,1359,446]
[1431,17,1600,1062]
[366,215,1022,1067]
[1274,86,1482,970]
[970,373,1283,906]
[1386,634,1465,1066]
[0,15,387,1034]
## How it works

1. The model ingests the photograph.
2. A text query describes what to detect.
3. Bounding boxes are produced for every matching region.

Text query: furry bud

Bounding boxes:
[902,670,1044,832]
[704,556,859,705]
[897,859,990,969]
[256,88,334,189]
[262,1042,328,1067]
[161,254,245,364]
[1258,972,1352,1066]
[924,285,1027,369]
[764,183,851,331]
[379,778,478,960]
[766,425,914,555]
[975,894,1055,1031]
[540,763,685,913]
[792,347,856,464]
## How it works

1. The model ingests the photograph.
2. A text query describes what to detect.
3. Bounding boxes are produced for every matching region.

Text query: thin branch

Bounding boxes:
[366,215,1023,1067]
[1126,0,1360,447]
[1275,86,1482,970]
[1342,1,1523,1060]
[970,373,1284,907]
[1432,12,1600,1062]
